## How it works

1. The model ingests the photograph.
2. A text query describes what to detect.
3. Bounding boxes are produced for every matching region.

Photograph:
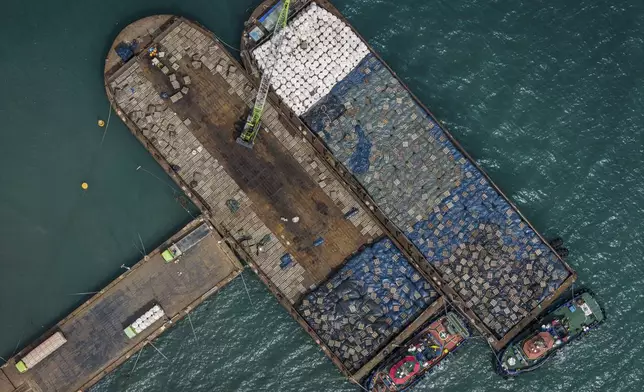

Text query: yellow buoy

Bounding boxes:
[81,182,89,190]
[98,119,105,127]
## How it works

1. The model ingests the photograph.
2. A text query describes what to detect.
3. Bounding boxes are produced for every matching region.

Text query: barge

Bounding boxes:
[240,0,577,358]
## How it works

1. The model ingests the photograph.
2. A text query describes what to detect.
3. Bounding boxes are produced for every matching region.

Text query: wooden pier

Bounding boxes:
[0,218,242,392]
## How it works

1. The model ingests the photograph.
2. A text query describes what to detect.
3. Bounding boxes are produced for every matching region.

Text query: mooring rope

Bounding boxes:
[10,332,24,357]
[137,232,146,255]
[99,101,113,147]
[148,341,168,360]
[134,165,197,220]
[214,33,240,52]
[128,348,144,377]
[136,166,178,195]
[132,239,145,258]
[67,291,101,296]
[187,311,198,341]
[240,269,254,306]
[349,377,369,392]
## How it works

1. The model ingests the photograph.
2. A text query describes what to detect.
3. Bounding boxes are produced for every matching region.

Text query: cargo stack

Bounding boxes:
[14,332,67,373]
[298,238,438,372]
[124,305,166,338]
[253,2,369,115]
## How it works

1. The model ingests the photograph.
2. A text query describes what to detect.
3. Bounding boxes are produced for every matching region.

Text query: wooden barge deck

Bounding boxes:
[0,218,242,392]
[240,0,577,355]
[101,15,451,383]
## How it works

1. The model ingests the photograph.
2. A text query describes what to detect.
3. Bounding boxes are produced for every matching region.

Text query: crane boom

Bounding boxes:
[237,0,291,148]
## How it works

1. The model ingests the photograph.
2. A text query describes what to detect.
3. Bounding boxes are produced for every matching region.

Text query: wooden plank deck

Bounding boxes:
[142,50,376,284]
[0,370,15,392]
[0,218,242,392]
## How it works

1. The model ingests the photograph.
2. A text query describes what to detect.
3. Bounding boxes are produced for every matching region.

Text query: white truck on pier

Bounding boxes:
[15,331,67,373]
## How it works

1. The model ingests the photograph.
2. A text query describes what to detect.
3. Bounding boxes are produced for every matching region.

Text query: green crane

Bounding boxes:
[237,0,291,148]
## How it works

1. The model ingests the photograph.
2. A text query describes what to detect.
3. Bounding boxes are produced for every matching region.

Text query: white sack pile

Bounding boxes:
[253,2,369,116]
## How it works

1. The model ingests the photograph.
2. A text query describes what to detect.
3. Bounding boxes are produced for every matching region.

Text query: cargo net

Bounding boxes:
[301,53,571,336]
[253,2,369,115]
[298,238,437,372]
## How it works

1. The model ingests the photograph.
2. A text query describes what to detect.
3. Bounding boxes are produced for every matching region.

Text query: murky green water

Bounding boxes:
[1,0,643,391]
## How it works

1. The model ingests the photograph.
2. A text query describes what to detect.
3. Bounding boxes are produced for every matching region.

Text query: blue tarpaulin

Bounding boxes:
[280,253,293,269]
[115,41,137,63]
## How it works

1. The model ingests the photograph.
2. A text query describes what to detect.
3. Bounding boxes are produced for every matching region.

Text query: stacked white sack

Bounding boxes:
[253,2,369,116]
[132,305,166,333]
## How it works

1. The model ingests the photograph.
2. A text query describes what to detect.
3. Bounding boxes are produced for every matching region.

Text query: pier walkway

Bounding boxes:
[0,218,242,392]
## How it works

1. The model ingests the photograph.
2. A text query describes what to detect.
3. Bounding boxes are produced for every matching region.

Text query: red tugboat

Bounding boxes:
[366,312,470,391]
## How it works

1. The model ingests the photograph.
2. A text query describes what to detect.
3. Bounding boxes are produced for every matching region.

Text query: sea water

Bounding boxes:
[1,0,643,391]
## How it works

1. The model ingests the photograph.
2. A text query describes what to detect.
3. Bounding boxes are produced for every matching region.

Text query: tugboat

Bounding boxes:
[498,290,604,376]
[366,312,470,391]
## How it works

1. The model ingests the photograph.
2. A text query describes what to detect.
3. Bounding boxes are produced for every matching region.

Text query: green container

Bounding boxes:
[15,360,28,373]
[124,326,138,339]
[161,249,175,263]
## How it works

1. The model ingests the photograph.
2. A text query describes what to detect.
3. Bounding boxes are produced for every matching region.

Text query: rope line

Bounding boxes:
[148,341,168,360]
[100,101,113,147]
[214,34,240,52]
[10,333,23,357]
[240,269,254,305]
[187,312,198,341]
[136,166,179,194]
[128,348,144,377]
[486,336,504,367]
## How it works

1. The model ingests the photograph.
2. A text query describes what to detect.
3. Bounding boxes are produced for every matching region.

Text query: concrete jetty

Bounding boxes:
[0,218,242,392]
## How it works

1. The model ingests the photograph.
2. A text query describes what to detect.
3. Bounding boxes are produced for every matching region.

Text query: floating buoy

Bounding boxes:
[81,182,89,190]
[98,119,105,127]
